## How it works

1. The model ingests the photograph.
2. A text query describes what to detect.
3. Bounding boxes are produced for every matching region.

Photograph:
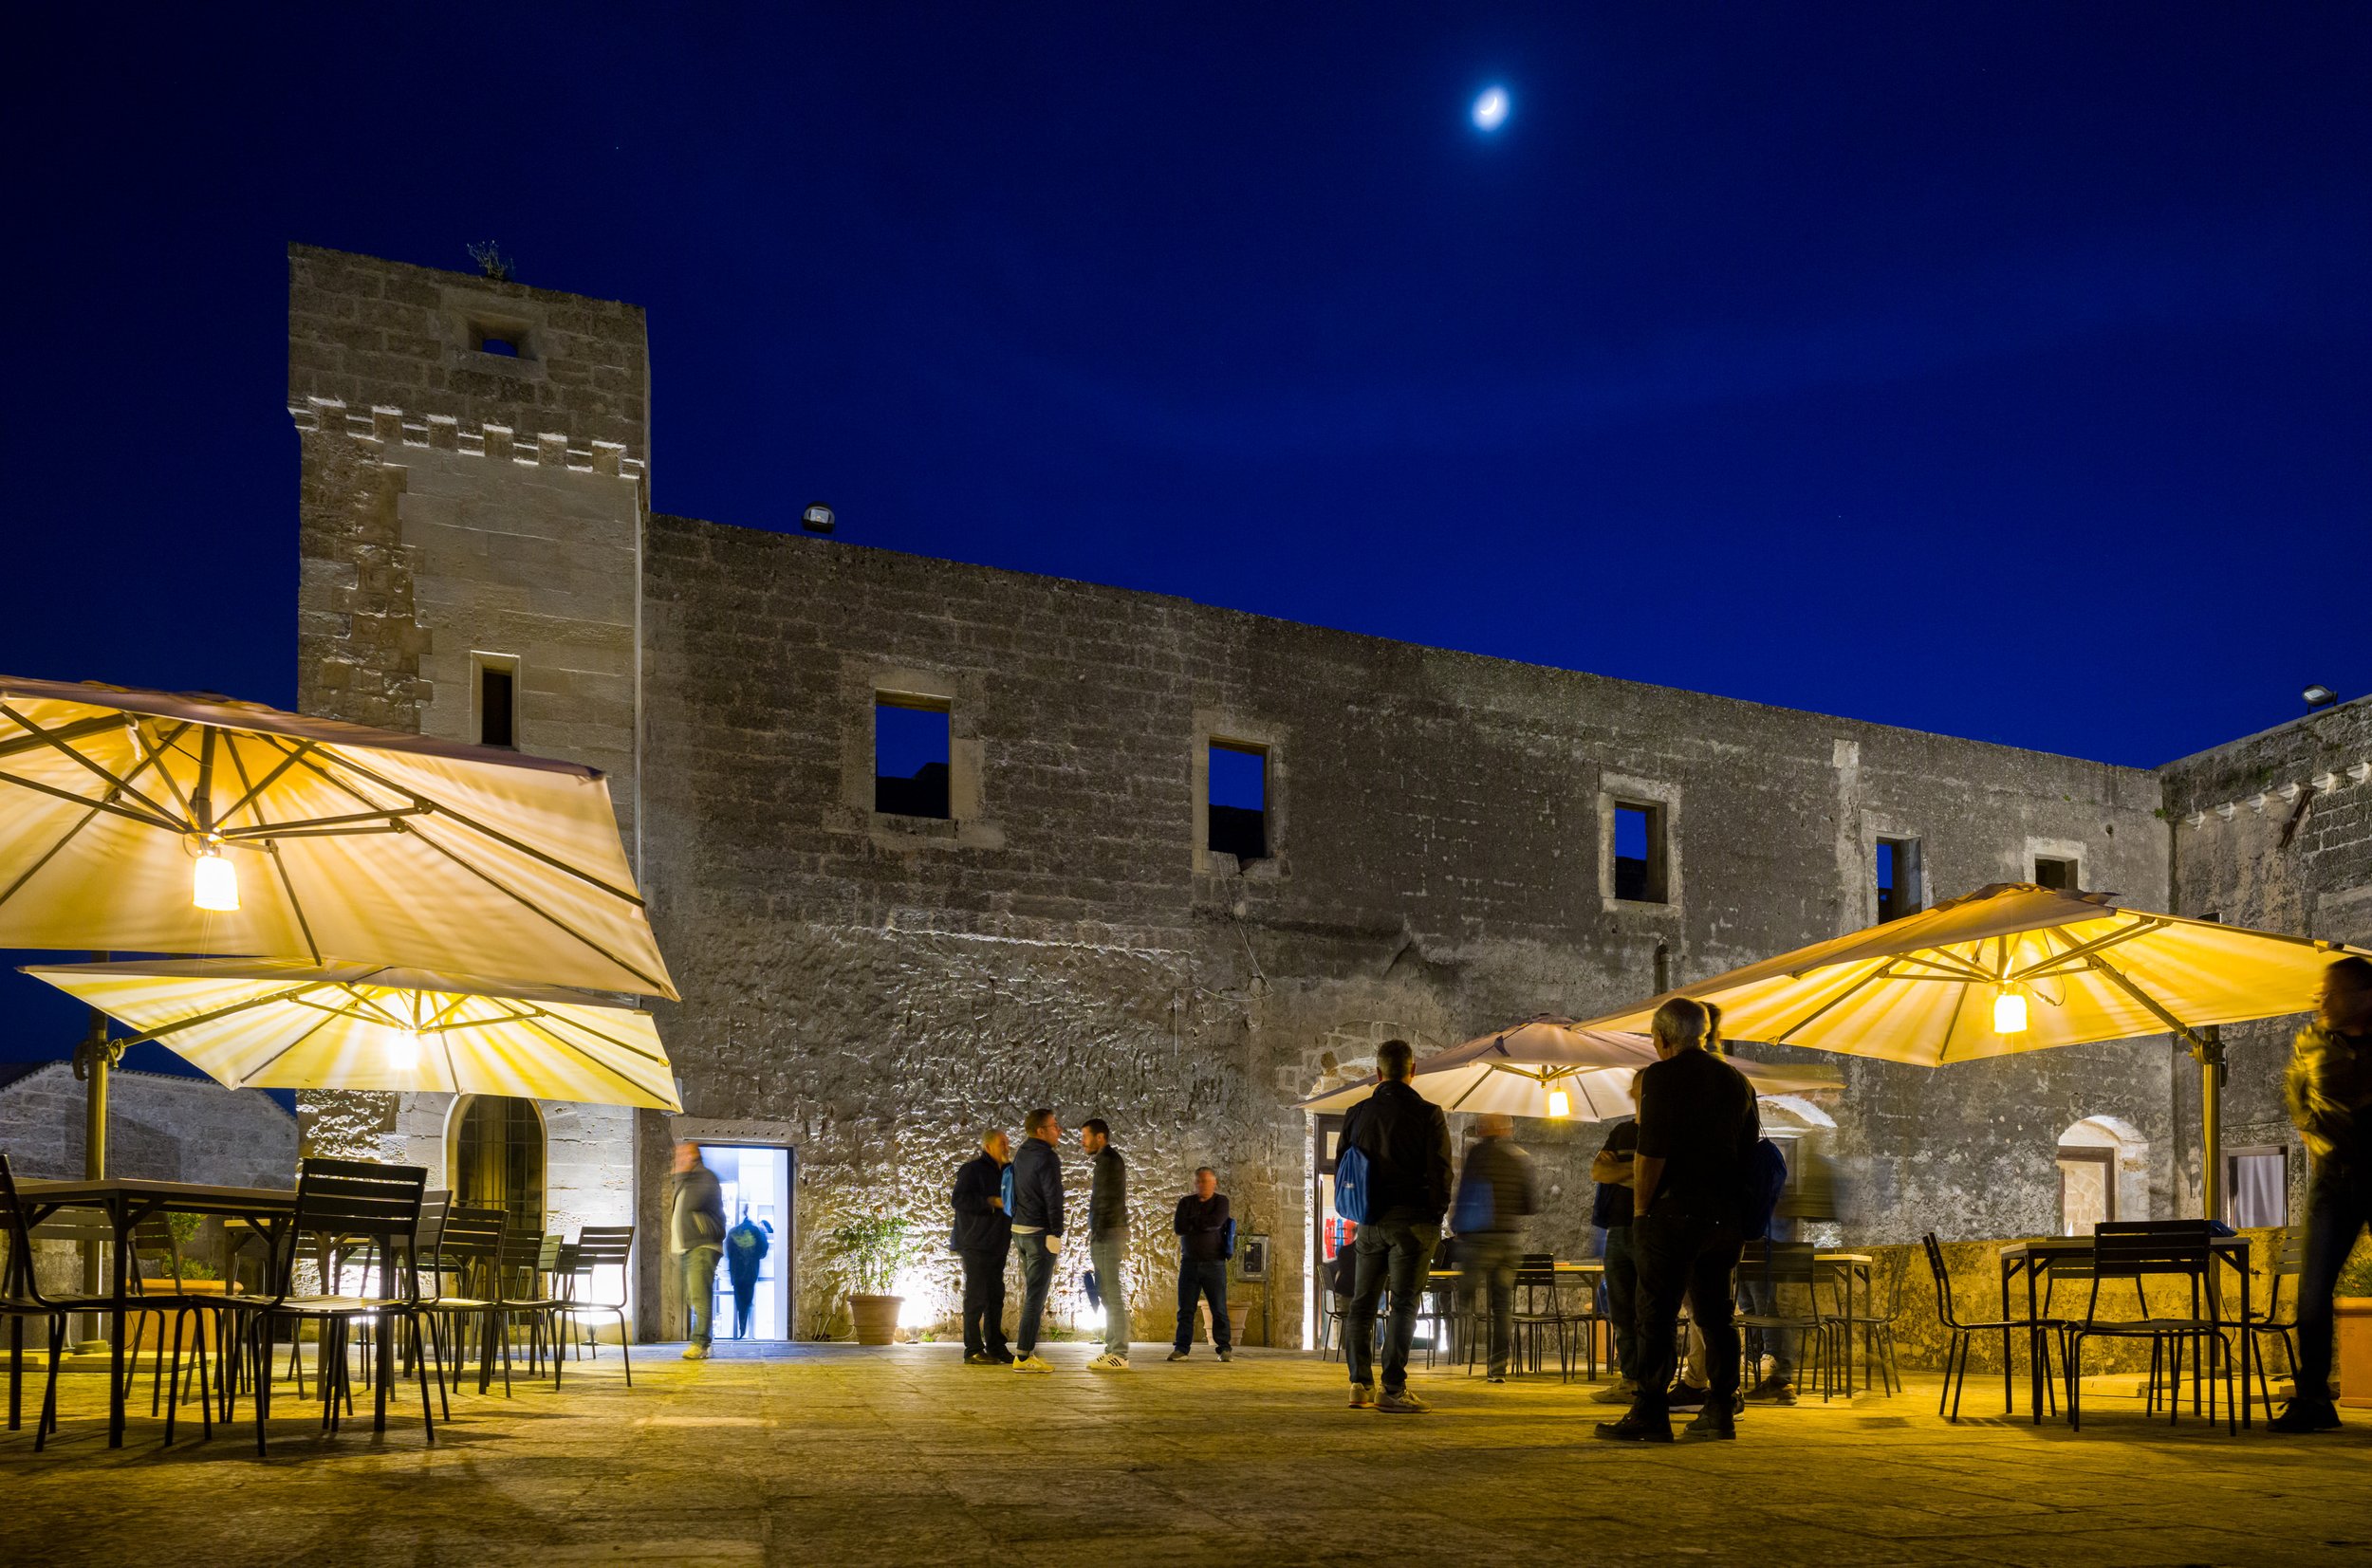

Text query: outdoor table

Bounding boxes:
[1815,1251,1874,1397]
[1996,1234,2252,1429]
[12,1178,297,1448]
[1426,1263,1603,1369]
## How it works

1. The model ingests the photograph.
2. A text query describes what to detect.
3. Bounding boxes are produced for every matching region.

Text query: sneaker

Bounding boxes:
[1087,1354,1130,1371]
[1744,1375,1797,1406]
[1594,1412,1674,1443]
[2268,1399,2342,1433]
[1377,1389,1431,1414]
[1215,1348,1233,1362]
[1011,1355,1053,1374]
[1681,1408,1737,1441]
[1167,1349,1191,1362]
[1664,1380,1710,1411]
[681,1343,710,1360]
[1348,1382,1376,1409]
[1590,1378,1641,1405]
[964,1352,998,1366]
[1485,1374,1507,1385]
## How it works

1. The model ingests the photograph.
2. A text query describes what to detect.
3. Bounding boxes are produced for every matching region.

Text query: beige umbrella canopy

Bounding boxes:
[24,958,682,1111]
[1572,882,2366,1064]
[1296,1018,1842,1119]
[0,676,675,999]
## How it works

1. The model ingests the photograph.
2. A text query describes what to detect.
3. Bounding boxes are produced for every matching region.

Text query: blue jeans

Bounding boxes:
[1602,1225,1641,1381]
[1175,1260,1231,1352]
[1346,1221,1428,1393]
[1090,1236,1129,1357]
[682,1245,721,1348]
[1015,1233,1057,1356]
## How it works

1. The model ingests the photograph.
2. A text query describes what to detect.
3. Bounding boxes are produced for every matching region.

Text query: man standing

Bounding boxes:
[1453,1113,1537,1383]
[1589,1098,1643,1405]
[1338,1038,1454,1413]
[1169,1167,1234,1362]
[2271,955,2372,1432]
[1082,1118,1131,1370]
[670,1141,727,1361]
[1008,1108,1065,1374]
[952,1131,1014,1365]
[1597,998,1758,1443]
[725,1211,769,1339]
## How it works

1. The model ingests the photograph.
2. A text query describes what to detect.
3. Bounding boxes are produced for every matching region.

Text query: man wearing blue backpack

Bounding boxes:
[1452,1113,1538,1383]
[1335,1038,1455,1413]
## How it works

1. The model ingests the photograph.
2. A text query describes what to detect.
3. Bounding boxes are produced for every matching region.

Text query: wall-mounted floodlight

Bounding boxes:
[802,503,836,535]
[2304,684,2338,711]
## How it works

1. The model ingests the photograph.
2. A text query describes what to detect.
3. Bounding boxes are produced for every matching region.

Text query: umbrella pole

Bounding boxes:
[69,971,117,1352]
[2197,1025,2225,1224]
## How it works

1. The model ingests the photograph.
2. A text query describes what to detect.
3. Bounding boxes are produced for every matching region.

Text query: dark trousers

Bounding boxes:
[1460,1234,1520,1377]
[1346,1220,1428,1393]
[1631,1212,1743,1419]
[2295,1159,2372,1405]
[960,1245,1010,1358]
[1014,1233,1056,1356]
[1602,1224,1640,1381]
[1175,1259,1231,1351]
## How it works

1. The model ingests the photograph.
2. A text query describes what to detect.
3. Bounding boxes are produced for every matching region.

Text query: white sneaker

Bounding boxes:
[1010,1354,1053,1374]
[1087,1353,1130,1371]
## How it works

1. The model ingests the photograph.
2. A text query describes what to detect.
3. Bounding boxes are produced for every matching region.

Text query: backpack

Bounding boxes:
[1450,1162,1494,1236]
[1222,1216,1237,1260]
[1742,1136,1788,1240]
[1333,1143,1372,1225]
[999,1163,1015,1216]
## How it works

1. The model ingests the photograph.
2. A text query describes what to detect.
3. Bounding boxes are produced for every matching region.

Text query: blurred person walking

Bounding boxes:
[1452,1113,1537,1382]
[671,1142,728,1360]
[2271,955,2372,1433]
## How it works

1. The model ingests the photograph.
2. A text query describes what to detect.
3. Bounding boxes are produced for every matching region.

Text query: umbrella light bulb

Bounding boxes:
[387,1027,422,1072]
[192,845,240,913]
[1992,986,2029,1036]
[1547,1088,1571,1118]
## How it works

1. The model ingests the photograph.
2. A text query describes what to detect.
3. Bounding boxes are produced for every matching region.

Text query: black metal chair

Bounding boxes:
[1734,1241,1835,1401]
[478,1227,565,1393]
[0,1153,98,1450]
[2238,1225,2306,1411]
[2066,1220,2236,1433]
[563,1226,636,1384]
[225,1157,435,1453]
[1819,1249,1905,1397]
[1922,1232,2064,1422]
[418,1203,506,1405]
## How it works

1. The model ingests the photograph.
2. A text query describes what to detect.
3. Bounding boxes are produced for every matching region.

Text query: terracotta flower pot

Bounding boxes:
[2336,1298,2372,1408]
[848,1293,904,1346]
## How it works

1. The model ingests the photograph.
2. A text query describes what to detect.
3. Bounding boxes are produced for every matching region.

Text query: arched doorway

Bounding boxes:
[450,1095,546,1231]
[2056,1116,2148,1236]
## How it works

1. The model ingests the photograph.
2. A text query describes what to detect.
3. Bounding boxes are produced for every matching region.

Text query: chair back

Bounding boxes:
[0,1153,52,1302]
[2091,1220,2212,1279]
[495,1227,547,1301]
[573,1225,635,1270]
[1920,1232,1958,1325]
[132,1212,185,1288]
[435,1204,507,1297]
[279,1158,428,1298]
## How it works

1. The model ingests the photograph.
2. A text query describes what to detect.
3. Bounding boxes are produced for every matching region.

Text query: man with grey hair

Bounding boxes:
[1338,1038,1455,1412]
[951,1130,1014,1364]
[1453,1112,1537,1383]
[1597,997,1758,1443]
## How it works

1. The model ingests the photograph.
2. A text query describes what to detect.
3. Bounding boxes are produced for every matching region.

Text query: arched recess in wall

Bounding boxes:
[448,1094,547,1232]
[2055,1115,2149,1236]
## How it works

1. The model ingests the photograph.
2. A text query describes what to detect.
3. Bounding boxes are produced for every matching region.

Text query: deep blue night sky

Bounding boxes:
[2,7,2367,1067]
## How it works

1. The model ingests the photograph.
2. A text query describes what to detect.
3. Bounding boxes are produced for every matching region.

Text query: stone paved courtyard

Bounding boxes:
[5,1342,2371,1567]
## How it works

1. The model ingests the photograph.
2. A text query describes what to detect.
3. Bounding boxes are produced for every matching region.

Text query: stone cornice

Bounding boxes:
[288,397,646,484]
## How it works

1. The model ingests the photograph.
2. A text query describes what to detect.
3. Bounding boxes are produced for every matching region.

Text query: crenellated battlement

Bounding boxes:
[289,397,646,484]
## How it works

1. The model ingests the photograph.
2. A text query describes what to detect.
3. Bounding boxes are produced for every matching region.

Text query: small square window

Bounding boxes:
[477,660,516,749]
[1612,801,1668,904]
[875,697,951,820]
[1208,742,1269,861]
[2034,856,2080,891]
[1877,837,1922,922]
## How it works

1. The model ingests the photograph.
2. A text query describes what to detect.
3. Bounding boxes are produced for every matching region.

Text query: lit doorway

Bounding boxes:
[702,1145,794,1341]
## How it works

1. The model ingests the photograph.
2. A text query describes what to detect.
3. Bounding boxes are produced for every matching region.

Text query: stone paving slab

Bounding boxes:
[5,1341,2372,1567]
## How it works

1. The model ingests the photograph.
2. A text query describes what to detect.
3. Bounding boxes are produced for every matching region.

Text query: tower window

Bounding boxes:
[1208,742,1269,861]
[875,697,951,820]
[2034,855,2080,891]
[478,661,516,749]
[1612,801,1668,904]
[1877,837,1922,922]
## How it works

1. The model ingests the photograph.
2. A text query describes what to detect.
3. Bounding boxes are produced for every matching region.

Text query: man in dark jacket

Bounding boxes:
[1083,1118,1130,1370]
[1169,1167,1233,1361]
[1007,1108,1065,1373]
[2272,955,2372,1432]
[1338,1038,1454,1412]
[1453,1113,1538,1383]
[670,1142,728,1361]
[951,1130,1014,1364]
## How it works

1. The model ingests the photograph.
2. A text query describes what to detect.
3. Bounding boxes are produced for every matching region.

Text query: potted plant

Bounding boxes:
[2335,1240,2372,1408]
[827,1214,912,1346]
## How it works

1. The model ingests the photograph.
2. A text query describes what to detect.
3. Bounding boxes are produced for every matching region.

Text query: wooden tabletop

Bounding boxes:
[1998,1234,2248,1259]
[13,1177,297,1218]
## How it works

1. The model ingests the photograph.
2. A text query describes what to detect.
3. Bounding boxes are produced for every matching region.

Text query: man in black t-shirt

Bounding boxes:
[1597,998,1759,1443]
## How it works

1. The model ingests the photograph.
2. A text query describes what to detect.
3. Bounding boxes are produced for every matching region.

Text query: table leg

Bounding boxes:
[2027,1261,2046,1425]
[2000,1259,2015,1414]
[2239,1254,2252,1430]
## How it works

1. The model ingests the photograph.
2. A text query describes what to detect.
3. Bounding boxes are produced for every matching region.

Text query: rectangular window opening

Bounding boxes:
[2033,855,2080,891]
[1876,837,1922,922]
[2056,1146,2115,1236]
[477,662,516,749]
[471,321,528,359]
[1612,801,1667,904]
[2228,1147,2288,1229]
[874,696,951,820]
[1208,741,1268,861]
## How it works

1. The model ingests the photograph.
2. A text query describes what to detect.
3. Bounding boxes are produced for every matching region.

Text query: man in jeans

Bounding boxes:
[1597,998,1759,1443]
[2272,955,2372,1432]
[1169,1167,1233,1361]
[1008,1108,1065,1374]
[1082,1118,1131,1370]
[1453,1114,1536,1383]
[951,1130,1013,1364]
[670,1141,727,1361]
[1589,1104,1642,1404]
[1339,1038,1455,1413]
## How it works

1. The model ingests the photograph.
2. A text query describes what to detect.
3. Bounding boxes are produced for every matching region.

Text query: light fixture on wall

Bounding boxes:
[191,839,239,912]
[1992,985,2029,1036]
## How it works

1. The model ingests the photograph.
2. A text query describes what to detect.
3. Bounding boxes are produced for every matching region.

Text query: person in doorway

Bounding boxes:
[1590,1090,1644,1405]
[1597,998,1759,1443]
[1008,1108,1065,1374]
[1169,1167,1234,1361]
[1338,1038,1455,1413]
[725,1209,769,1339]
[1453,1114,1537,1383]
[670,1141,728,1360]
[952,1130,1014,1364]
[2271,954,2372,1432]
[1082,1118,1131,1370]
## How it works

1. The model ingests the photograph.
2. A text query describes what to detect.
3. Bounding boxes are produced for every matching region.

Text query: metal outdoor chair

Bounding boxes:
[2066,1220,2236,1433]
[0,1153,106,1450]
[418,1204,506,1406]
[477,1227,566,1393]
[563,1226,636,1385]
[1734,1241,1836,1402]
[1820,1249,1906,1396]
[224,1157,436,1454]
[1921,1232,2064,1422]
[2237,1225,2306,1411]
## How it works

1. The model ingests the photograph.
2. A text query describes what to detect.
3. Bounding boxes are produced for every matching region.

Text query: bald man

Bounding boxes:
[1452,1113,1538,1382]
[952,1131,1015,1364]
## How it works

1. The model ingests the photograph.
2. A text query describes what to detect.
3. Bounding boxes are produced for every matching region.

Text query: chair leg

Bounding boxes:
[35,1316,65,1451]
[618,1314,633,1387]
[9,1314,22,1431]
[2067,1335,2083,1431]
[410,1318,435,1445]
[251,1316,271,1456]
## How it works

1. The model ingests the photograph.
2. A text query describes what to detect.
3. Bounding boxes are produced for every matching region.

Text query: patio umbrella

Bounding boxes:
[1571,881,2372,1215]
[0,676,675,999]
[22,957,683,1110]
[1295,1018,1842,1119]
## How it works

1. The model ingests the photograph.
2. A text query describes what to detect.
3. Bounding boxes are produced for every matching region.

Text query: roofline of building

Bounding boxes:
[2157,690,2372,773]
[0,1058,299,1122]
